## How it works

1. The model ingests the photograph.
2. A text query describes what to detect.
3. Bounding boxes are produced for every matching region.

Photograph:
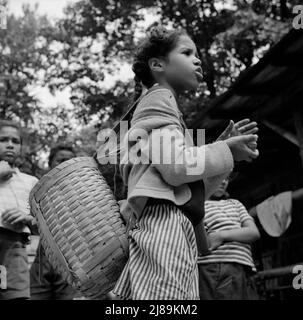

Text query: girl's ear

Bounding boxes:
[148,57,165,73]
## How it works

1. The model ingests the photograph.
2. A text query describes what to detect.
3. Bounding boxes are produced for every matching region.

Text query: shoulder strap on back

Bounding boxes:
[112,84,169,134]
[94,85,172,159]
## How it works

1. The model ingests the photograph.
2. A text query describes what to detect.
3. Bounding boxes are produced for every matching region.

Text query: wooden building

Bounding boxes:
[192,29,303,299]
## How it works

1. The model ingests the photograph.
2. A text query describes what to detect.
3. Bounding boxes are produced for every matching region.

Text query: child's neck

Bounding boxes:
[153,81,178,100]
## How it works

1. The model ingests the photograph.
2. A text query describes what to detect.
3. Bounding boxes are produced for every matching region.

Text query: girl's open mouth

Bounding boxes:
[195,70,203,81]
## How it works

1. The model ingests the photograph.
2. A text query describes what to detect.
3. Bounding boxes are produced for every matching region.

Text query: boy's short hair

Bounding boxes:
[0,120,22,142]
[48,143,76,167]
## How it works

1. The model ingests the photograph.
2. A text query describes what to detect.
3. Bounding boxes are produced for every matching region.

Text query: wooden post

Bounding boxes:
[294,105,303,167]
[262,120,299,147]
[256,262,303,280]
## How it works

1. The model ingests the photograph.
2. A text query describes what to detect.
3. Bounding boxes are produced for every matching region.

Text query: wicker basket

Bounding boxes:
[29,157,129,299]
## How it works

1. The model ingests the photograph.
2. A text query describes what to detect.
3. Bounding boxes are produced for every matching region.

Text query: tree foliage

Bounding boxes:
[0,4,53,124]
[0,4,62,175]
[45,0,292,126]
[0,0,296,176]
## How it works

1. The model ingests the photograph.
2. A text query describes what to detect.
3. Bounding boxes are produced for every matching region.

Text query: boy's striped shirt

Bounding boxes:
[198,199,256,271]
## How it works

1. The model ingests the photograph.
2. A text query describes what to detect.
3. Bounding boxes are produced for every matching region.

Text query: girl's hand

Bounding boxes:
[216,120,235,141]
[226,134,259,162]
[235,119,259,151]
[208,231,224,251]
[234,119,258,136]
[217,119,258,141]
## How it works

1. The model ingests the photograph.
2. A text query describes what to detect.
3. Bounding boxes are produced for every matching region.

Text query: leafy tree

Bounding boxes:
[0,4,66,175]
[44,0,147,127]
[46,0,293,127]
[0,4,54,124]
[0,0,295,175]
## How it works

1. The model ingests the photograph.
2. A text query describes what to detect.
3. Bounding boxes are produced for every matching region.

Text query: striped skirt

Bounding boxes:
[112,202,200,300]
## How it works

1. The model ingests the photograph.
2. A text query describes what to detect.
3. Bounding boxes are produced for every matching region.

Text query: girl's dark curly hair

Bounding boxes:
[132,26,188,101]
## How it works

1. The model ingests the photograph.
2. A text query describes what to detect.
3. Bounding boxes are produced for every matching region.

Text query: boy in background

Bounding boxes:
[0,120,38,300]
[198,177,260,300]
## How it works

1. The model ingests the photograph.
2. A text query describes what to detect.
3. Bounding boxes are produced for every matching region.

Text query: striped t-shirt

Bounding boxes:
[198,199,256,271]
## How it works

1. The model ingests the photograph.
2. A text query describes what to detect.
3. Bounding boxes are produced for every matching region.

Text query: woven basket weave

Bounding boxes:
[29,157,129,299]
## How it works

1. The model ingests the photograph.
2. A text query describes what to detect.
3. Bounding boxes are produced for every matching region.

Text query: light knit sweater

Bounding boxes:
[119,87,234,219]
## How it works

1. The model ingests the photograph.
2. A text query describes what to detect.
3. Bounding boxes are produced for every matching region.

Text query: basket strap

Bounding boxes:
[111,84,169,133]
[111,98,140,135]
[93,84,168,160]
[92,98,140,160]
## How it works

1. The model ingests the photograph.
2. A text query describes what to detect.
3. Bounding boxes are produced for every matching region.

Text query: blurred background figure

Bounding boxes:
[0,120,38,300]
[198,177,260,300]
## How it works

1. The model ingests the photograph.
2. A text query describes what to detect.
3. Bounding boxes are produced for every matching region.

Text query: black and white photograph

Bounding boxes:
[0,0,303,308]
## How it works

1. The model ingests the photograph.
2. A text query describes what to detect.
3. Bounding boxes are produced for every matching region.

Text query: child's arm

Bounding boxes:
[208,200,260,251]
[129,88,257,198]
[1,208,39,234]
[132,89,258,182]
[208,219,260,250]
[220,219,260,243]
[129,88,235,188]
[195,220,210,256]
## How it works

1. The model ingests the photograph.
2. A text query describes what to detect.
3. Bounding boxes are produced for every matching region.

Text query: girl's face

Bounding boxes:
[162,35,202,94]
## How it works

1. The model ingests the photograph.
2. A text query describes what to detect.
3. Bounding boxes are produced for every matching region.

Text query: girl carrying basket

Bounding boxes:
[112,26,259,300]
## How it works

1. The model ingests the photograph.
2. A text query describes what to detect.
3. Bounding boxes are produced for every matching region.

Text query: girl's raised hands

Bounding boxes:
[234,119,258,135]
[226,134,259,162]
[217,119,259,141]
[217,119,259,153]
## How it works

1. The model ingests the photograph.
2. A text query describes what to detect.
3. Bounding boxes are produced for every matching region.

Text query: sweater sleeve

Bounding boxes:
[128,88,234,188]
[147,126,234,187]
